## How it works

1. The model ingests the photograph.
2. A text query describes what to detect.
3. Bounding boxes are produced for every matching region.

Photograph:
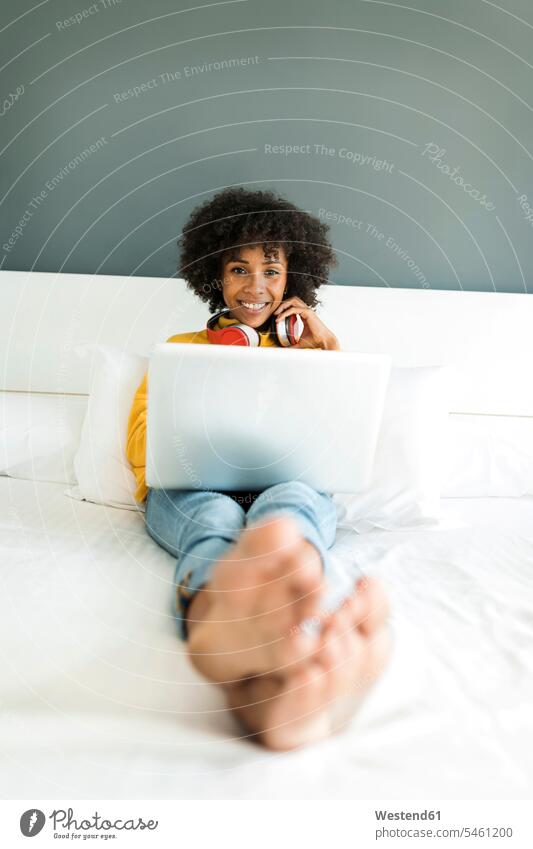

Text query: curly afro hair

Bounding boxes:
[177,186,338,313]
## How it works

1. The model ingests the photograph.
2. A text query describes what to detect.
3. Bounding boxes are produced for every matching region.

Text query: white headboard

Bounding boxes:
[1,270,532,416]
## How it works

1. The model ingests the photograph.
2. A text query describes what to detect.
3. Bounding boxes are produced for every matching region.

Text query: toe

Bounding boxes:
[293,577,322,625]
[316,616,343,674]
[318,606,368,698]
[354,576,390,637]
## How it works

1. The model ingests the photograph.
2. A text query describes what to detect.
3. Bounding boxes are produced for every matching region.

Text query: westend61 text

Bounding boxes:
[375,809,441,821]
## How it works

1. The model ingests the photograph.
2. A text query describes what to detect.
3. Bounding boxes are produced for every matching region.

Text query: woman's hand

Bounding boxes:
[274,296,340,350]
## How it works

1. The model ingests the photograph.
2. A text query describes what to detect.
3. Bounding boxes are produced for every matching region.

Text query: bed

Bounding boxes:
[1,270,533,799]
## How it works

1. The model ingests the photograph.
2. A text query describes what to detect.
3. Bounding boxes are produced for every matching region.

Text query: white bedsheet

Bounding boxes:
[1,478,532,799]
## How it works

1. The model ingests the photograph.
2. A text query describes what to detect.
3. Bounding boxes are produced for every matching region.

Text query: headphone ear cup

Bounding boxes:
[217,324,260,346]
[274,313,304,347]
[207,311,261,346]
[238,325,260,346]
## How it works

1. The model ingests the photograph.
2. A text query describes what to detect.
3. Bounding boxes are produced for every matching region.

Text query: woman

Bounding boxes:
[126,187,390,751]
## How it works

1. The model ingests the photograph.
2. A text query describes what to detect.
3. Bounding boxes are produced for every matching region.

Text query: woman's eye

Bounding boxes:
[230,267,279,276]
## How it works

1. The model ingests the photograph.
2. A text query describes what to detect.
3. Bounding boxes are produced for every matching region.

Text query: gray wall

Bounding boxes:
[2,0,532,293]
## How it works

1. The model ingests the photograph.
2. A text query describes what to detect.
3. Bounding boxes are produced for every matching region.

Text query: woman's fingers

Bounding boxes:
[274,297,306,315]
[273,300,336,349]
[275,305,307,322]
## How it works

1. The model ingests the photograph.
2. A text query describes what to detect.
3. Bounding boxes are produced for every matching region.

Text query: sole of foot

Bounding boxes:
[228,576,391,751]
[186,514,326,684]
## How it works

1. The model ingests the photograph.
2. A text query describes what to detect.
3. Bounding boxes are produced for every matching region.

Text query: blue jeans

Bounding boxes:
[145,482,338,640]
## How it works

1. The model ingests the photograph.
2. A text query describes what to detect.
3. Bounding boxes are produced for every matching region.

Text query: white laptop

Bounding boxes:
[146,343,391,493]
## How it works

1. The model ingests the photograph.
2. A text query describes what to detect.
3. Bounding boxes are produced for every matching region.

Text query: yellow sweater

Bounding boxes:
[126,313,279,504]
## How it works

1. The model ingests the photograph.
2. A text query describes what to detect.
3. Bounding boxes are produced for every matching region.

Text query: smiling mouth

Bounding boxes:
[237,300,270,313]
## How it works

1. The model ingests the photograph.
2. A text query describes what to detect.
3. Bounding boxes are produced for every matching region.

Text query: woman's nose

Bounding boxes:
[243,271,266,289]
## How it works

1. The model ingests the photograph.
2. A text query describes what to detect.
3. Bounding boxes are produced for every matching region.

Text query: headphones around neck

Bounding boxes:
[206,309,304,347]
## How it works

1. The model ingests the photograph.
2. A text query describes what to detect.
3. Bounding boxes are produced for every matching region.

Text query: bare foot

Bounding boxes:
[186,515,325,684]
[227,577,391,751]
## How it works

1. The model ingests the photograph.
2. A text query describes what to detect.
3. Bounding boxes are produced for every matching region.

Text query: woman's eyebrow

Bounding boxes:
[229,257,283,264]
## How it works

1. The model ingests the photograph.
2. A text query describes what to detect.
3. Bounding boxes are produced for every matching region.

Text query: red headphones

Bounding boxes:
[206,309,304,347]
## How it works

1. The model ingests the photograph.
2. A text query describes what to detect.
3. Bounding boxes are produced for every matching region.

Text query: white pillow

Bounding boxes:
[442,414,533,497]
[333,366,451,532]
[65,345,148,511]
[0,392,86,484]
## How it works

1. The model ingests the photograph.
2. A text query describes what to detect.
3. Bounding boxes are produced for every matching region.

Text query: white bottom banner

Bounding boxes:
[1,800,532,847]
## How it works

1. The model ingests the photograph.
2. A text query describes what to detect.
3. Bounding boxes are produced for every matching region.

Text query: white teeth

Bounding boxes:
[240,301,266,311]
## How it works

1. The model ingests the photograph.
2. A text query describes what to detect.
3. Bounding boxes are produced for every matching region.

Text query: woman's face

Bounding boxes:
[220,244,288,328]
